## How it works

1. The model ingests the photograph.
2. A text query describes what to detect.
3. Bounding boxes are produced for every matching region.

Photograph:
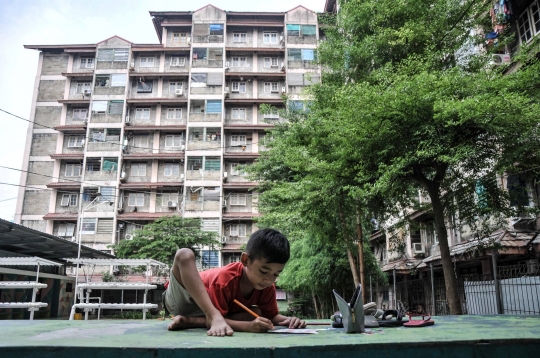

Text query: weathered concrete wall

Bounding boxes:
[41,54,69,75]
[124,160,152,182]
[193,5,226,22]
[26,161,54,185]
[34,106,62,128]
[30,133,58,156]
[37,80,65,102]
[286,6,317,24]
[22,190,51,215]
[156,162,185,182]
[21,219,47,232]
[161,105,187,125]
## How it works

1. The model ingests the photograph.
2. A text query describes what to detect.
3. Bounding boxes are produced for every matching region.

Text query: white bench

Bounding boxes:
[64,258,167,321]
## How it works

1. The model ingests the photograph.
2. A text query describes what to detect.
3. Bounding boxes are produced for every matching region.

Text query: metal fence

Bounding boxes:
[366,261,540,316]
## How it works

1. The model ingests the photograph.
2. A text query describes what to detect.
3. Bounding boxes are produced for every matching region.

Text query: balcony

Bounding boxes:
[84,170,118,181]
[190,85,222,95]
[185,200,221,211]
[185,169,221,181]
[287,60,318,70]
[192,59,223,68]
[192,35,224,43]
[286,36,317,45]
[188,113,222,122]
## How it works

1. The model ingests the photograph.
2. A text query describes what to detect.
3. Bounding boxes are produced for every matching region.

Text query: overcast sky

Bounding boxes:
[0,0,325,221]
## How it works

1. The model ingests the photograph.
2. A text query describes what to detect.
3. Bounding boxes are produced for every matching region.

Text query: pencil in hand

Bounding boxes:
[233,299,259,318]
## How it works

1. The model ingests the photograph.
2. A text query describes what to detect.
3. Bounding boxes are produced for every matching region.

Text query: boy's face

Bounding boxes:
[241,253,285,290]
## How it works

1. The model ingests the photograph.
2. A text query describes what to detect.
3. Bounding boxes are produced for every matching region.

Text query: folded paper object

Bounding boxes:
[333,284,365,333]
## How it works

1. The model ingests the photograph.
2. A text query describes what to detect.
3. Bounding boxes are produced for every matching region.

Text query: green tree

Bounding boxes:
[109,216,221,267]
[310,0,540,314]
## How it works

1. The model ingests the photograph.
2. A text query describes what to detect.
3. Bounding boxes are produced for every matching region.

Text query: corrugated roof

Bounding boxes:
[46,182,81,188]
[120,182,184,188]
[381,258,422,272]
[117,212,179,220]
[43,213,78,220]
[222,213,260,218]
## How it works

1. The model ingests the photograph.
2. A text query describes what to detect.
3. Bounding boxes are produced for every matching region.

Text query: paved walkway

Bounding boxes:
[2,315,540,357]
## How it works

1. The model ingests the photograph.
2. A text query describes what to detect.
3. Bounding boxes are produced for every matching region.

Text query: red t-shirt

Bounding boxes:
[199,262,279,319]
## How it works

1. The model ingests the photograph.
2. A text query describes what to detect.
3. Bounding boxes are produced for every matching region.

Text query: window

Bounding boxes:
[135,107,150,119]
[263,32,278,44]
[128,193,144,206]
[209,24,224,36]
[227,255,241,264]
[231,56,247,67]
[231,162,247,176]
[79,58,94,69]
[205,158,220,171]
[140,57,155,68]
[60,193,78,207]
[170,57,186,67]
[264,57,279,68]
[264,82,279,93]
[132,135,148,148]
[97,48,129,62]
[165,135,183,148]
[231,134,247,146]
[76,82,91,93]
[110,74,127,87]
[65,164,81,177]
[137,79,153,93]
[164,163,180,176]
[108,101,124,114]
[167,108,182,119]
[72,109,88,121]
[230,193,247,206]
[100,186,116,202]
[57,223,76,237]
[172,32,188,43]
[67,136,84,148]
[288,48,316,62]
[81,218,97,234]
[169,82,183,93]
[231,81,246,93]
[233,33,247,43]
[286,24,316,37]
[201,250,219,268]
[230,223,247,236]
[517,1,540,43]
[231,108,246,119]
[161,192,180,206]
[206,100,222,113]
[130,163,147,177]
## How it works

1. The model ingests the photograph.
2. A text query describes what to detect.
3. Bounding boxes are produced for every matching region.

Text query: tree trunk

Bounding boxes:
[346,248,360,286]
[312,293,321,319]
[410,164,462,315]
[355,204,366,302]
[338,201,360,287]
[429,190,462,314]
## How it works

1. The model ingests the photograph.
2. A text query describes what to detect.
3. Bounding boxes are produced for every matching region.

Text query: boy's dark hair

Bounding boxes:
[245,228,290,264]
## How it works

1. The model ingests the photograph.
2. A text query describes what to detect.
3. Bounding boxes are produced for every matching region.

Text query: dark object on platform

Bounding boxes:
[331,312,343,328]
[378,309,407,327]
[333,284,365,333]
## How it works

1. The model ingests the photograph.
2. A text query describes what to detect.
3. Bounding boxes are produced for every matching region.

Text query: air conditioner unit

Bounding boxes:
[279,35,284,43]
[222,200,227,207]
[125,116,130,123]
[413,243,425,254]
[181,144,185,151]
[224,87,230,93]
[491,54,511,65]
[180,173,185,181]
[223,172,228,180]
[281,87,286,94]
[187,37,191,44]
[130,62,135,70]
[83,89,92,95]
[221,236,227,243]
[175,88,183,96]
[125,234,133,240]
[281,62,285,71]
[168,201,178,208]
[225,61,230,68]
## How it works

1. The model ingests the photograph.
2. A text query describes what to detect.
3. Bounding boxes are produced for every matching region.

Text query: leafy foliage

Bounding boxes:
[109,216,221,267]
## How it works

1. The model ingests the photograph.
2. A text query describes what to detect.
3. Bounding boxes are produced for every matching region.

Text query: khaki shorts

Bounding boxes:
[164,268,204,317]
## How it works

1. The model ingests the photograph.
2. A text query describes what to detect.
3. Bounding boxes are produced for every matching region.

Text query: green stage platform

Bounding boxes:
[1,315,540,357]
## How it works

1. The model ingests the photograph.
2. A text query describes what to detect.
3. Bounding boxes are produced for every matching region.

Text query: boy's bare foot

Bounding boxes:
[206,315,234,336]
[168,315,197,331]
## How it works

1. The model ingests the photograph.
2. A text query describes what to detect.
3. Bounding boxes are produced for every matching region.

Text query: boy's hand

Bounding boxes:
[250,317,275,333]
[277,316,306,329]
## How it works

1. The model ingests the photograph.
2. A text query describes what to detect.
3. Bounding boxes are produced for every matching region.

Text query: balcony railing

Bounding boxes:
[192,59,223,68]
[192,35,224,43]
[186,170,221,181]
[188,113,222,122]
[185,200,221,211]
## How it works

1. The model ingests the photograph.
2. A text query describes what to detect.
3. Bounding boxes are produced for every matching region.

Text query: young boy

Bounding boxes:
[164,228,306,336]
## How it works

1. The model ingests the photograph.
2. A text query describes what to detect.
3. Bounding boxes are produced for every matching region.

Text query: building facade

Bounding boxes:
[16,4,320,268]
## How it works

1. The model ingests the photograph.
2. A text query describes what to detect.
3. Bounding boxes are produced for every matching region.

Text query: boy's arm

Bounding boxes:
[271,314,306,328]
[225,317,274,333]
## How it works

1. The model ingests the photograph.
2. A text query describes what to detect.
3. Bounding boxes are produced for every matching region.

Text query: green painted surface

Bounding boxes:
[1,315,539,357]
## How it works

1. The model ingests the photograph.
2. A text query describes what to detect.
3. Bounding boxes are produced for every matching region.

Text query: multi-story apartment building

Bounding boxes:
[15,4,320,268]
